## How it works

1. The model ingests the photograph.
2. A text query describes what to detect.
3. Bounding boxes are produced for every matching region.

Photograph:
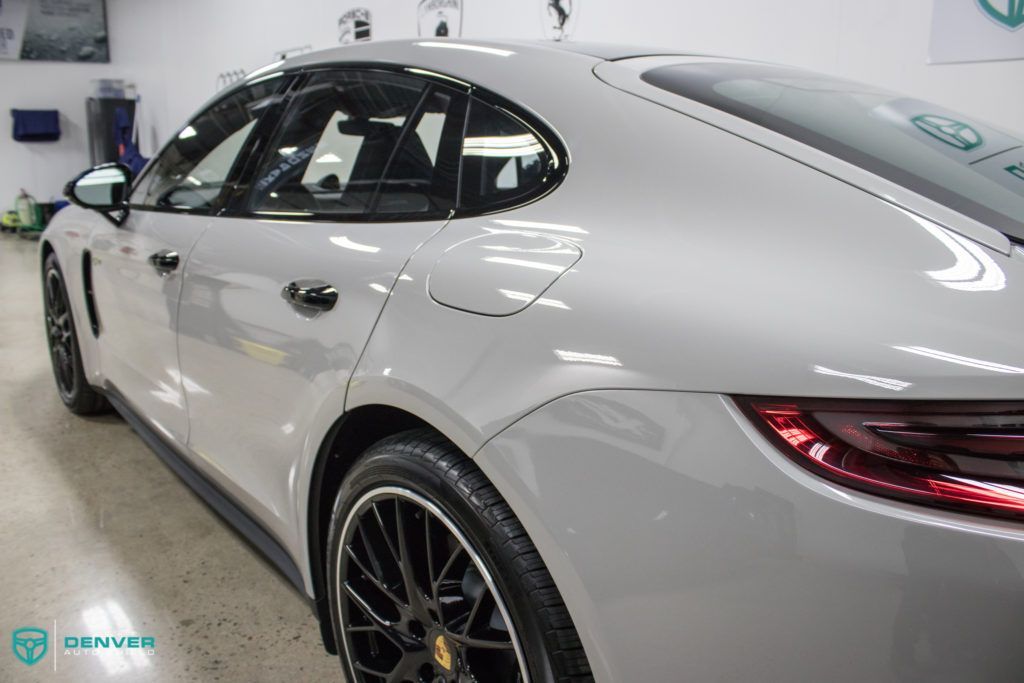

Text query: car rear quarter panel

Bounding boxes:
[476,389,1024,682]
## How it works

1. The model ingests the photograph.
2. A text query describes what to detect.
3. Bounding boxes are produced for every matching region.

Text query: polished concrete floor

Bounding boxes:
[1,236,340,680]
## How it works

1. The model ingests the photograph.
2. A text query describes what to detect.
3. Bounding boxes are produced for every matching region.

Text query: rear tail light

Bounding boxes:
[737,397,1024,520]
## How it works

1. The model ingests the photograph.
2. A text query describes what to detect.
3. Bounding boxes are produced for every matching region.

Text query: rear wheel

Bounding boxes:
[43,253,107,415]
[327,429,592,682]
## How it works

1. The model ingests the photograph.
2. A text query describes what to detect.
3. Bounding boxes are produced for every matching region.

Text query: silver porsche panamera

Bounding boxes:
[44,38,1024,681]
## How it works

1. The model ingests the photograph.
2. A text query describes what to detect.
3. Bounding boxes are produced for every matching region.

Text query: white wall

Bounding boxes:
[1,0,1021,206]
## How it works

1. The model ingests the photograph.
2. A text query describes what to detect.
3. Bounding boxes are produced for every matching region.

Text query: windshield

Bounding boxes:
[641,62,1024,240]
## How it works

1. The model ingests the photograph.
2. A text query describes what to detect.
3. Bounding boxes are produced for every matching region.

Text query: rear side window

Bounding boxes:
[376,86,467,216]
[458,98,559,213]
[246,70,428,216]
[641,63,1024,240]
[130,79,282,212]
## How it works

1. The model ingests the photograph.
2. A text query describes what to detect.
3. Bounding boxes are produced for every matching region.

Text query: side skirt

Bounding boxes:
[100,388,309,597]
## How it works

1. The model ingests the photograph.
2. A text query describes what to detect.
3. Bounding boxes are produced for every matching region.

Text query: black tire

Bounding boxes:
[43,253,108,415]
[327,428,593,683]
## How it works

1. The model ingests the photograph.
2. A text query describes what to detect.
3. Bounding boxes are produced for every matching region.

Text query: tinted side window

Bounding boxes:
[459,98,555,212]
[246,70,426,216]
[131,79,282,211]
[375,87,468,216]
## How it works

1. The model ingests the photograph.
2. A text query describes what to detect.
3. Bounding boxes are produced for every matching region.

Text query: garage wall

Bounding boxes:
[1,0,1021,207]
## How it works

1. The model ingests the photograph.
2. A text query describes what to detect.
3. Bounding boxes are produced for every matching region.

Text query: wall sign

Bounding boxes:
[540,0,579,41]
[930,0,1024,63]
[417,0,462,38]
[339,8,372,44]
[0,0,109,62]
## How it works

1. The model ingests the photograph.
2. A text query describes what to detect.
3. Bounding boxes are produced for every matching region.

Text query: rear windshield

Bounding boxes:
[642,63,1024,241]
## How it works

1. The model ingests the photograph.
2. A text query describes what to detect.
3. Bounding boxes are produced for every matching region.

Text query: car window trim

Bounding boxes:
[450,96,567,219]
[126,72,297,217]
[366,84,435,215]
[216,62,568,224]
[370,83,471,218]
[218,71,312,217]
[226,66,469,224]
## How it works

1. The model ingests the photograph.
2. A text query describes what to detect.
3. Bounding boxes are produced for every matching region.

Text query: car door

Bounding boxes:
[175,69,468,542]
[87,77,287,445]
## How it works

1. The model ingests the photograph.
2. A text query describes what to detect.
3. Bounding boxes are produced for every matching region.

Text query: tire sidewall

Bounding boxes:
[327,446,559,683]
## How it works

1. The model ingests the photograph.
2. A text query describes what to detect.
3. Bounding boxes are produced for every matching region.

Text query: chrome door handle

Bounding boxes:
[148,249,179,273]
[282,280,338,311]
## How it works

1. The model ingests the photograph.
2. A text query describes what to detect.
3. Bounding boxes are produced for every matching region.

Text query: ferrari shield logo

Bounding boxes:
[338,8,372,44]
[976,0,1024,30]
[417,0,463,37]
[910,114,984,151]
[12,627,47,666]
[541,0,580,41]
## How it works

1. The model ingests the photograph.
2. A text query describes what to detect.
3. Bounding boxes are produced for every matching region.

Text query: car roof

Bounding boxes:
[275,38,706,73]
[243,39,725,118]
[523,40,710,61]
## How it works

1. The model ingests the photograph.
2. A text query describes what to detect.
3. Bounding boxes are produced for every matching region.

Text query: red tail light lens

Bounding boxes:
[737,397,1024,520]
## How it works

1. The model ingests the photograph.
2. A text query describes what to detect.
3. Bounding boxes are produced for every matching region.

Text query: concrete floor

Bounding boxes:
[1,235,340,680]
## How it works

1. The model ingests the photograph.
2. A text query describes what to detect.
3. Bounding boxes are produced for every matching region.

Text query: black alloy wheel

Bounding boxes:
[43,253,107,414]
[338,487,527,682]
[328,430,593,683]
[44,266,76,399]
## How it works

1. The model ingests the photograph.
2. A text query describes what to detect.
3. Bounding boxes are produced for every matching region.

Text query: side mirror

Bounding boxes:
[64,163,132,226]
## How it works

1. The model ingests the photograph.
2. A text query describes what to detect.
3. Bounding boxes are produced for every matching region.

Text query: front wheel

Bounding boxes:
[43,253,107,415]
[327,429,593,683]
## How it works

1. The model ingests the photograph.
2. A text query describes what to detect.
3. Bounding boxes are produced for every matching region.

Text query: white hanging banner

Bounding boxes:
[930,0,1024,64]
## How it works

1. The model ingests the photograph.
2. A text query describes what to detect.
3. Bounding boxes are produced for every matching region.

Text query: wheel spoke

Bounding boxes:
[356,522,392,590]
[425,513,435,589]
[353,661,393,679]
[345,545,406,608]
[394,499,431,621]
[47,275,66,317]
[45,275,59,312]
[445,632,515,650]
[436,544,464,588]
[371,501,402,568]
[342,581,405,645]
[461,586,487,636]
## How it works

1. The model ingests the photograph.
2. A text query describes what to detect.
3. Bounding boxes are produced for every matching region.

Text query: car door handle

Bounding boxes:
[148,249,179,273]
[282,280,338,311]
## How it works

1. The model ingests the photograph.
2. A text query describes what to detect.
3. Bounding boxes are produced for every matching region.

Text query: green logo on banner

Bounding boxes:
[977,0,1024,30]
[911,114,984,151]
[1007,163,1024,181]
[12,628,48,666]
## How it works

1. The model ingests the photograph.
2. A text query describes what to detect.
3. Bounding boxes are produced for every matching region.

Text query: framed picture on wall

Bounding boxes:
[0,0,110,63]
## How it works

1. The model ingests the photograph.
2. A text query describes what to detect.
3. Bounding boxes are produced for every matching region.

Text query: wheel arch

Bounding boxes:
[40,237,55,266]
[306,403,446,652]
